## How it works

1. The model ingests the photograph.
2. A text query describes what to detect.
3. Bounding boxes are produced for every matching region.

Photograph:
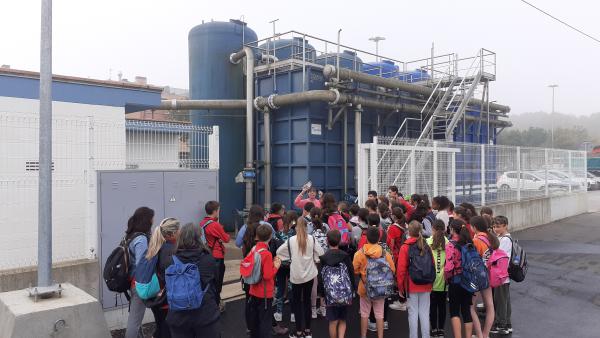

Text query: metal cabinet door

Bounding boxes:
[163,170,218,226]
[98,171,165,309]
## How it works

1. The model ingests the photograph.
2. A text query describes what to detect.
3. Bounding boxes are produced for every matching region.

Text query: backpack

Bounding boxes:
[322,262,353,306]
[363,247,396,299]
[457,242,489,293]
[240,246,267,285]
[408,242,436,285]
[134,254,160,300]
[313,228,329,252]
[506,236,527,282]
[478,235,509,288]
[165,256,209,311]
[103,233,146,297]
[391,223,407,262]
[329,213,351,246]
[200,220,214,247]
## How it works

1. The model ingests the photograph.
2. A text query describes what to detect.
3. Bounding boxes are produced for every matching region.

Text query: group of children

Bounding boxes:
[118,186,518,338]
[239,186,517,338]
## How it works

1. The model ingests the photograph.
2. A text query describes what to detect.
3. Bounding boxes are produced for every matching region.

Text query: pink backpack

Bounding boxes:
[328,213,351,246]
[478,235,509,288]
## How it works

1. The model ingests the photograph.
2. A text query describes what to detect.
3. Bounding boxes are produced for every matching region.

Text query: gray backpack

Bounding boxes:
[240,247,266,285]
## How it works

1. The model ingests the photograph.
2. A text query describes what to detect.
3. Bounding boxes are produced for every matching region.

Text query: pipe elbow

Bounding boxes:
[229,52,242,64]
[323,65,337,79]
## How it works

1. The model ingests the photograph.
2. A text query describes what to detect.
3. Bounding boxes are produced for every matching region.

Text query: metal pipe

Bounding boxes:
[336,29,341,82]
[158,99,246,110]
[38,0,53,288]
[263,108,272,207]
[354,105,362,194]
[323,65,511,113]
[343,108,348,195]
[260,53,279,64]
[230,46,255,210]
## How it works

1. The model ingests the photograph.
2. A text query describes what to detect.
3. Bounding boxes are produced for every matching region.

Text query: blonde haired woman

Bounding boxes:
[276,217,325,338]
[146,217,181,338]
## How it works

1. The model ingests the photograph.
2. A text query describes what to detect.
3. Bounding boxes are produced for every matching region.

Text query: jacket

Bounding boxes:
[319,248,356,291]
[357,226,384,250]
[165,248,220,329]
[152,240,176,309]
[249,242,278,298]
[276,234,324,284]
[127,233,149,279]
[399,199,415,220]
[396,237,434,295]
[235,221,274,249]
[386,223,406,262]
[444,235,462,282]
[200,217,230,259]
[294,195,322,209]
[353,243,396,298]
[266,214,284,232]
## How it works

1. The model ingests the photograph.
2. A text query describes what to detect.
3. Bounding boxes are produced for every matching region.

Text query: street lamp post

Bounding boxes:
[548,84,558,149]
[369,36,385,76]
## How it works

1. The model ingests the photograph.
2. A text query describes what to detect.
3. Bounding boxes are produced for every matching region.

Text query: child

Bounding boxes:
[320,229,355,338]
[445,219,474,338]
[247,224,281,338]
[273,211,298,323]
[295,186,322,209]
[353,226,396,338]
[426,220,449,337]
[397,220,434,338]
[199,201,230,312]
[367,190,378,201]
[365,199,378,214]
[491,216,512,335]
[378,202,392,231]
[431,196,451,229]
[266,203,285,232]
[310,207,328,318]
[348,204,361,227]
[387,207,408,312]
[351,208,370,248]
[338,201,351,222]
[303,202,315,234]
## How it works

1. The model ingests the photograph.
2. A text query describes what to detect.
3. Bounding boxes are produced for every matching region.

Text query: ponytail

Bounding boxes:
[408,220,426,255]
[310,207,323,231]
[472,215,500,249]
[449,219,472,246]
[146,217,180,259]
[431,219,446,250]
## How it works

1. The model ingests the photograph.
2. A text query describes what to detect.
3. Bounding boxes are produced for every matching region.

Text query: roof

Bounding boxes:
[0,67,163,113]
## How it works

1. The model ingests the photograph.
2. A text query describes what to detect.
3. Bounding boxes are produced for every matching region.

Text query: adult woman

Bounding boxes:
[276,217,325,338]
[125,206,154,338]
[166,223,220,338]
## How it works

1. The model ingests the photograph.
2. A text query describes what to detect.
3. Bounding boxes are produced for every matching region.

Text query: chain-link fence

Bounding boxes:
[0,112,218,270]
[357,136,588,206]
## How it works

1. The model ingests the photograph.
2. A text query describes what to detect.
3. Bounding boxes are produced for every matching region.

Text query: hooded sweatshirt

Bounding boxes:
[353,243,396,298]
[165,248,220,329]
[319,248,356,292]
[396,237,434,295]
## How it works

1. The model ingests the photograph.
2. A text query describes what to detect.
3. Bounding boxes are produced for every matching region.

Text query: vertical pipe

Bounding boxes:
[336,29,342,82]
[263,109,272,207]
[451,152,456,204]
[355,105,362,194]
[516,147,521,202]
[433,141,438,197]
[370,136,378,193]
[481,144,486,206]
[410,151,416,194]
[302,34,306,91]
[241,47,255,210]
[343,109,348,195]
[568,151,572,193]
[38,0,53,287]
[544,148,549,196]
[431,42,435,79]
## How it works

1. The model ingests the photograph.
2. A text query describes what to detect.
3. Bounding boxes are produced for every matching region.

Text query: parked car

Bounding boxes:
[497,171,548,191]
[547,170,586,191]
[587,172,600,190]
[532,171,571,191]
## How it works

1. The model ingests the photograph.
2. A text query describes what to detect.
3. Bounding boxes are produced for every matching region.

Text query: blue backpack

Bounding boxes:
[165,256,209,311]
[322,263,353,306]
[363,248,396,299]
[134,254,160,300]
[408,243,436,285]
[458,242,489,293]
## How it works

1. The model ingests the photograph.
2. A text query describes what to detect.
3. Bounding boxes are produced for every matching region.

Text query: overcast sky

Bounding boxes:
[1,0,599,115]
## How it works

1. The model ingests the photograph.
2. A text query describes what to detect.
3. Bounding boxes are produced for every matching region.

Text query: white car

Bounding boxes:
[587,172,600,190]
[547,170,586,191]
[497,171,547,191]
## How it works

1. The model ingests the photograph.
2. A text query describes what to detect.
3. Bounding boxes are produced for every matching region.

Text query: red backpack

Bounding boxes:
[328,212,351,246]
[390,223,407,263]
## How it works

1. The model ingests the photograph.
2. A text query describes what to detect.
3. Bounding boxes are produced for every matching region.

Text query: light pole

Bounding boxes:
[369,36,385,63]
[548,84,558,149]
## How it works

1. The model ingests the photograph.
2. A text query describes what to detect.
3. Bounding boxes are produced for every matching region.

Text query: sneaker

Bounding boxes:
[368,321,377,332]
[476,302,485,310]
[304,330,313,338]
[272,325,289,336]
[437,329,446,337]
[490,326,501,334]
[274,312,282,322]
[319,305,326,317]
[384,321,389,330]
[288,333,302,338]
[389,300,407,311]
[311,307,317,319]
[506,325,513,333]
[290,313,295,323]
[219,300,226,313]
[497,327,510,335]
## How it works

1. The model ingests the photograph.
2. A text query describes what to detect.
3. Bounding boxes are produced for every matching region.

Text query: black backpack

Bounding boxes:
[103,233,146,300]
[506,236,527,282]
[408,242,436,285]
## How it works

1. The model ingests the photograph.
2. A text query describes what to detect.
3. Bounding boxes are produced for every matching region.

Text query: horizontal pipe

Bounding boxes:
[323,65,510,113]
[157,99,246,110]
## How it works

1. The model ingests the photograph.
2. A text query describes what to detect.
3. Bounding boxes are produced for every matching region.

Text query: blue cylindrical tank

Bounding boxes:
[189,19,257,229]
[315,50,363,71]
[361,60,399,78]
[259,37,316,62]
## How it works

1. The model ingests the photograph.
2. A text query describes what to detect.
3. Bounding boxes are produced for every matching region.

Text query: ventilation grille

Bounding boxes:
[25,161,55,171]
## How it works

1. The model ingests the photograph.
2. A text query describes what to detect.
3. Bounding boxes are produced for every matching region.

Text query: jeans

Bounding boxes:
[274,266,291,315]
[125,288,147,338]
[215,258,225,304]
[247,296,273,338]
[291,280,314,333]
[430,291,447,331]
[493,284,512,327]
[407,292,431,338]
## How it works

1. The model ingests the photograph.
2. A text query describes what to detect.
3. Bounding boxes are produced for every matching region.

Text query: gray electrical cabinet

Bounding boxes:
[97,170,218,309]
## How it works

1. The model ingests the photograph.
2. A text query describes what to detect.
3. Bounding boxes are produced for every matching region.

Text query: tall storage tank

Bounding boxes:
[189,19,257,229]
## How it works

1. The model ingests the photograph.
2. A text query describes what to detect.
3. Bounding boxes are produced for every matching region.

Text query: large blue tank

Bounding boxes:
[189,19,257,229]
[362,60,399,78]
[315,50,363,71]
[259,37,316,62]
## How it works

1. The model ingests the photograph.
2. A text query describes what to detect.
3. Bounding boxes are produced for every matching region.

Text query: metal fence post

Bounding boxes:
[208,126,220,169]
[370,137,379,193]
[568,151,572,193]
[481,144,486,206]
[516,147,521,202]
[544,148,549,197]
[433,141,438,197]
[451,152,456,204]
[410,150,416,195]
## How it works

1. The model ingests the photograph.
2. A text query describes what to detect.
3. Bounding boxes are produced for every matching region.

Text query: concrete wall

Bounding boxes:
[0,259,99,298]
[488,192,589,232]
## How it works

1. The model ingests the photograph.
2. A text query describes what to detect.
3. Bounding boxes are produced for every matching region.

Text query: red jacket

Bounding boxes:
[200,217,230,259]
[400,199,415,220]
[266,214,284,232]
[396,237,433,295]
[249,242,278,298]
[386,223,406,262]
[357,226,383,250]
